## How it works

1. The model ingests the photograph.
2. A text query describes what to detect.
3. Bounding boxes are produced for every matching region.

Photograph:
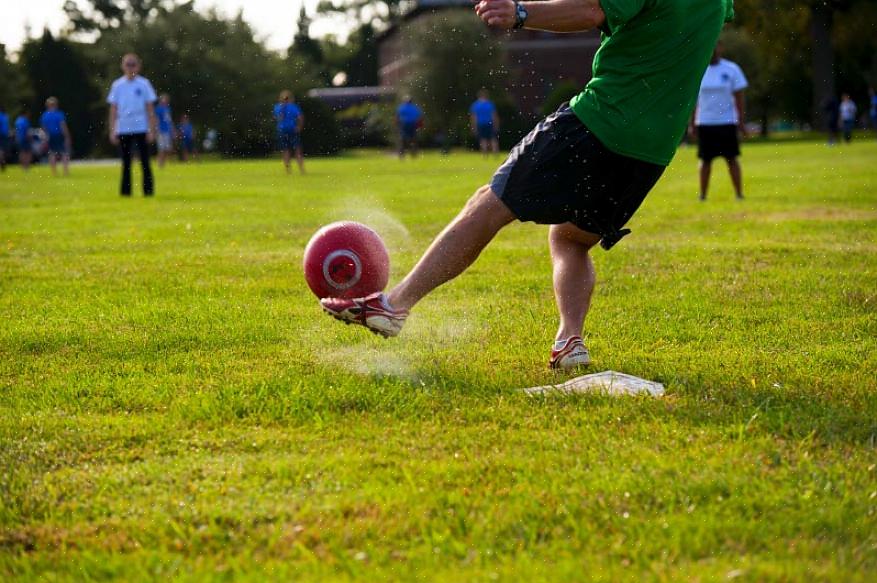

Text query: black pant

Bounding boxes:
[119,133,154,195]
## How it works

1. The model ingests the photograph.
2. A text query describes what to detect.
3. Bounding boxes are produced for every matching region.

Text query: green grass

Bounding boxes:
[1,141,876,581]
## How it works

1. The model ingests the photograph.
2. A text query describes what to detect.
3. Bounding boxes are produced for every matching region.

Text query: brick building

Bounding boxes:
[377,0,601,117]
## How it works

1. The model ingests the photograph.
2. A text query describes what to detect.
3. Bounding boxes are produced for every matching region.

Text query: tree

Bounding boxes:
[20,30,101,157]
[292,7,324,67]
[316,0,407,31]
[405,11,506,147]
[62,0,174,33]
[0,45,30,112]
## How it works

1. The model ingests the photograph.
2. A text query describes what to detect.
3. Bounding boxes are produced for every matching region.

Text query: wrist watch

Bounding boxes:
[513,1,528,29]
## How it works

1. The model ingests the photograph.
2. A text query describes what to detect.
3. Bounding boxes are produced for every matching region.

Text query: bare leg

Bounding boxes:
[295,146,305,174]
[727,157,743,198]
[549,223,601,341]
[387,185,515,311]
[699,159,712,200]
[49,154,58,176]
[491,138,500,155]
[62,153,70,176]
[282,149,291,174]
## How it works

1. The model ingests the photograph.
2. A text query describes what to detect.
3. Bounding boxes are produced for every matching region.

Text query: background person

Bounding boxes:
[14,108,32,172]
[824,95,840,145]
[869,87,877,133]
[839,93,857,143]
[107,53,157,196]
[40,97,72,177]
[692,42,748,201]
[396,96,423,159]
[0,106,9,172]
[273,91,305,174]
[178,114,196,162]
[470,89,500,156]
[154,94,174,167]
[322,0,735,370]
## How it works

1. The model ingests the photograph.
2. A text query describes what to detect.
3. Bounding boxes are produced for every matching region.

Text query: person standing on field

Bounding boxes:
[470,89,500,156]
[40,97,72,177]
[692,41,748,201]
[178,114,196,162]
[274,91,305,174]
[321,0,736,370]
[154,94,174,168]
[0,106,9,172]
[107,53,157,196]
[396,96,423,159]
[14,107,32,172]
[839,93,857,143]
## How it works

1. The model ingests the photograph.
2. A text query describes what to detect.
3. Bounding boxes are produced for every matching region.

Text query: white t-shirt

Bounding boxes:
[695,59,748,126]
[839,100,857,122]
[107,75,157,135]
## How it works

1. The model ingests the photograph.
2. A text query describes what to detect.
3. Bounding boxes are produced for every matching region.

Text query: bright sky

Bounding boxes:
[0,0,343,56]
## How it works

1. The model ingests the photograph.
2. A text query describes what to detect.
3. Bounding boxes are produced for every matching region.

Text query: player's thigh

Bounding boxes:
[550,222,601,249]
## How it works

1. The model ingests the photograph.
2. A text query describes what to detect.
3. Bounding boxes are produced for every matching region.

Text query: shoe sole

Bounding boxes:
[322,306,392,338]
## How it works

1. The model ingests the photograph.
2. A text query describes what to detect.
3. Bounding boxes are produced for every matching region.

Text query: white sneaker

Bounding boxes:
[549,336,591,370]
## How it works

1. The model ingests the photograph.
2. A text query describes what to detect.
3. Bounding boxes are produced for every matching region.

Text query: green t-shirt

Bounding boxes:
[570,0,735,166]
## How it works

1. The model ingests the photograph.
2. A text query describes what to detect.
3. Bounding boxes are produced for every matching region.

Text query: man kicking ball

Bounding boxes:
[322,0,735,369]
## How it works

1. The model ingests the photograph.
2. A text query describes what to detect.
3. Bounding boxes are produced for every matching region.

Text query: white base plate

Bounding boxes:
[523,370,665,397]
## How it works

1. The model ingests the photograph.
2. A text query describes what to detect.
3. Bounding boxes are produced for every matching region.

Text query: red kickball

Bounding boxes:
[303,221,390,299]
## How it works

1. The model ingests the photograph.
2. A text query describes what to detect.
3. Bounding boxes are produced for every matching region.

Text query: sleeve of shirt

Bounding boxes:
[107,82,117,105]
[732,64,749,92]
[599,0,648,32]
[144,79,157,103]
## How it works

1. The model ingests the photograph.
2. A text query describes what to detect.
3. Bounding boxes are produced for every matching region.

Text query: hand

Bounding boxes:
[687,125,696,141]
[738,122,748,139]
[475,0,517,29]
[146,130,155,144]
[110,133,119,146]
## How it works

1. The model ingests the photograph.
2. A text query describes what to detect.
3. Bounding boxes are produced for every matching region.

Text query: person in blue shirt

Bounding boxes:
[396,96,423,159]
[14,107,32,172]
[155,94,175,168]
[177,114,196,162]
[0,106,9,172]
[470,89,500,156]
[869,87,877,136]
[40,97,72,176]
[273,90,305,174]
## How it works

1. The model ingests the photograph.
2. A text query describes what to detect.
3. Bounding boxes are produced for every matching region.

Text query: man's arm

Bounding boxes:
[62,121,72,149]
[475,0,605,33]
[297,113,304,132]
[108,104,119,145]
[146,101,157,143]
[733,90,746,137]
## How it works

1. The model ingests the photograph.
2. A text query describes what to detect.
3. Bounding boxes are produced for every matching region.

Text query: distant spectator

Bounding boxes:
[14,107,32,172]
[273,91,304,174]
[692,42,748,200]
[869,87,877,132]
[108,53,157,196]
[397,96,423,159]
[40,97,72,177]
[824,95,840,145]
[178,114,196,162]
[470,89,500,156]
[155,94,174,168]
[0,106,9,172]
[840,93,857,143]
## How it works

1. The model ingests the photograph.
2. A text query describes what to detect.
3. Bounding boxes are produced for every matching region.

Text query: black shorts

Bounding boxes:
[696,124,740,161]
[490,104,665,250]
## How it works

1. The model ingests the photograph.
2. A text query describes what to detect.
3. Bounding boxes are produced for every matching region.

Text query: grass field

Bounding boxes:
[2,141,876,581]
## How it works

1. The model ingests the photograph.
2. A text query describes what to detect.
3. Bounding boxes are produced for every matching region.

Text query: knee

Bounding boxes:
[549,223,601,250]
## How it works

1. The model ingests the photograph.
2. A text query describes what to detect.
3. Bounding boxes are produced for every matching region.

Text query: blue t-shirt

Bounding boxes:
[469,99,496,126]
[397,102,422,125]
[274,103,302,132]
[155,104,173,133]
[870,95,877,117]
[179,122,193,140]
[0,113,9,137]
[15,116,30,141]
[40,109,66,136]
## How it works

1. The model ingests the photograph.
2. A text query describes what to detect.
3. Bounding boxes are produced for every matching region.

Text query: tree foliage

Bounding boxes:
[405,11,507,146]
[20,31,101,157]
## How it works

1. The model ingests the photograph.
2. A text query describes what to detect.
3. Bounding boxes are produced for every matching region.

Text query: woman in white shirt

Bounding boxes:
[107,54,157,196]
[691,42,748,201]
